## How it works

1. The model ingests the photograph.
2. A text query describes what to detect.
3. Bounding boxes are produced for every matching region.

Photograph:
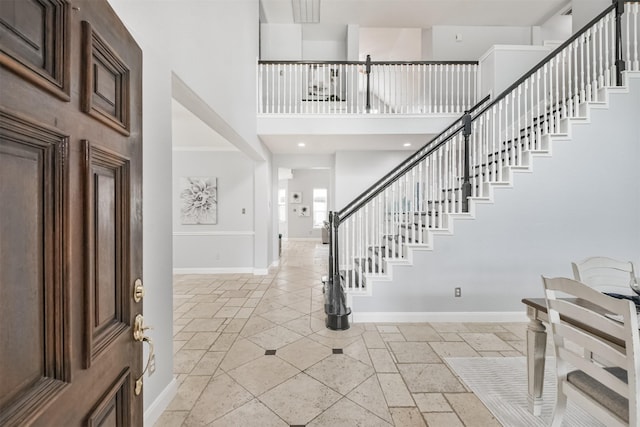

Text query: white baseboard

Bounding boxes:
[173,267,254,275]
[352,311,528,323]
[285,237,322,241]
[253,268,269,275]
[144,377,178,426]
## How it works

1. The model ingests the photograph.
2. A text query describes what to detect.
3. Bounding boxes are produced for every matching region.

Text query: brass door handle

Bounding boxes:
[132,314,154,396]
[133,314,152,342]
[135,336,154,396]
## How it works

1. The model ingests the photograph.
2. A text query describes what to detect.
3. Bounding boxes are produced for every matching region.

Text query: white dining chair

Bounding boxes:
[542,276,640,427]
[571,256,638,295]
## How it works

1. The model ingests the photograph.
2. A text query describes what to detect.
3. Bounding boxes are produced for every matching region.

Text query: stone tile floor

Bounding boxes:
[156,240,528,426]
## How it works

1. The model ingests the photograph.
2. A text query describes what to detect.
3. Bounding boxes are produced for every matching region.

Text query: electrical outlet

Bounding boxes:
[454,287,462,297]
[148,354,156,375]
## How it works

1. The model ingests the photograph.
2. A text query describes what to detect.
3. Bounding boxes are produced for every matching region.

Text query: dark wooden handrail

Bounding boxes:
[337,94,490,222]
[258,60,479,66]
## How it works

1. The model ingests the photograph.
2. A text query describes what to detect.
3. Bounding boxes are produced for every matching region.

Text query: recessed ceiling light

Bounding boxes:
[298,142,306,147]
[403,142,412,147]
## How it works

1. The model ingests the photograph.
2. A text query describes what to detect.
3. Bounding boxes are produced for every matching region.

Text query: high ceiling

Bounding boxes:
[174,0,571,155]
[260,0,570,29]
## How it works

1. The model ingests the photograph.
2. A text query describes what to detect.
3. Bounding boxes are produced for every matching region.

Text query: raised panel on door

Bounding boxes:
[84,141,131,368]
[0,0,70,99]
[81,21,130,135]
[86,369,131,427]
[0,109,69,426]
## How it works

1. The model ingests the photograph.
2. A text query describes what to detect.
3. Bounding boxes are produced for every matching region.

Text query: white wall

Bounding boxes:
[421,28,433,60]
[334,150,414,208]
[173,150,255,271]
[353,75,640,316]
[303,40,347,60]
[105,1,175,422]
[535,15,572,44]
[254,159,273,272]
[359,28,422,61]
[479,45,554,97]
[111,0,274,273]
[572,0,610,33]
[287,169,331,238]
[260,24,302,60]
[347,25,360,61]
[260,24,348,61]
[431,25,532,60]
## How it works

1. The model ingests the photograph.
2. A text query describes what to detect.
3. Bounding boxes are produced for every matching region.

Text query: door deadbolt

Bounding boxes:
[133,278,144,303]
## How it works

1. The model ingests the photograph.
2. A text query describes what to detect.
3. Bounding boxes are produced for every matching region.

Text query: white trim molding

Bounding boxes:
[352,311,528,323]
[172,146,239,152]
[173,267,254,275]
[173,230,255,236]
[144,378,178,427]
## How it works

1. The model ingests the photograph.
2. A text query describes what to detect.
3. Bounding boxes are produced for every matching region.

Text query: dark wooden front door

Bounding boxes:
[0,0,143,425]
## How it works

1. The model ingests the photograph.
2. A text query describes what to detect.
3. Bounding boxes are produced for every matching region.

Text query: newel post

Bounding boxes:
[324,211,351,330]
[461,110,472,212]
[613,0,626,86]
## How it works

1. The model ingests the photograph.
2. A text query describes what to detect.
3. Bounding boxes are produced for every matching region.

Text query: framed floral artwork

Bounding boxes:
[180,176,217,224]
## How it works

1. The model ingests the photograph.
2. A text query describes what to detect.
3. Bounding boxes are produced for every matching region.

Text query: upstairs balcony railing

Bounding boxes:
[324,0,640,330]
[257,59,479,115]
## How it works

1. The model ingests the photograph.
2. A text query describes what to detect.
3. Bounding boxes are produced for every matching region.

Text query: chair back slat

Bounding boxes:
[572,257,637,293]
[542,276,640,426]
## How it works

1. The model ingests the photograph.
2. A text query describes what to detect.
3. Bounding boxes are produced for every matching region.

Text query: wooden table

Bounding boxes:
[521,297,627,416]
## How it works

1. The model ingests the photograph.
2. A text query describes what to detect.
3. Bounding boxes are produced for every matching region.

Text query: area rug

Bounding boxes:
[444,357,604,427]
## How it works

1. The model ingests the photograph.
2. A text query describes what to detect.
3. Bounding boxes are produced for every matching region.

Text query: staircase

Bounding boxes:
[324,1,640,324]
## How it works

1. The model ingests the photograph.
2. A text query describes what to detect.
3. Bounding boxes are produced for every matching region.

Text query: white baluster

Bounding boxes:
[554,56,560,130]
[444,64,449,113]
[435,64,440,113]
[391,181,397,258]
[443,145,450,214]
[410,168,416,243]
[417,162,424,243]
[580,34,586,103]
[364,203,369,278]
[509,91,515,167]
[576,35,582,113]
[428,63,433,113]
[597,20,604,89]
[468,64,473,108]
[517,85,522,167]
[634,3,639,71]
[561,50,567,120]
[585,31,592,102]
[591,26,598,100]
[257,62,262,114]
[542,62,553,134]
[455,135,461,211]
[498,100,503,182]
[377,195,383,273]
